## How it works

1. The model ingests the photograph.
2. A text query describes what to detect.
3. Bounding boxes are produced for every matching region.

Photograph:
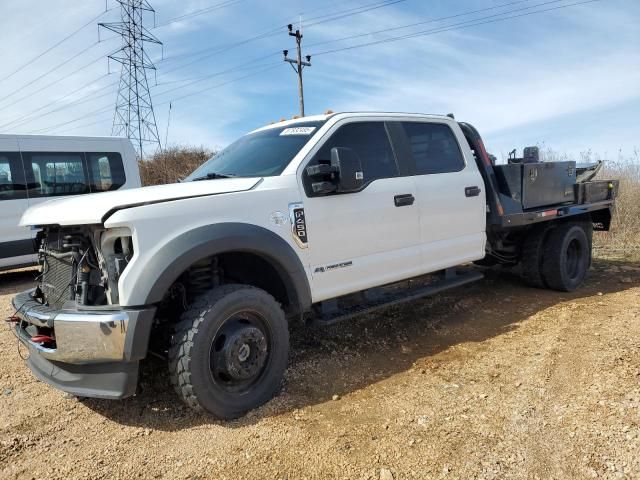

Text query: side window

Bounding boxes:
[402,122,465,175]
[23,153,89,197]
[0,153,26,200]
[312,122,398,185]
[87,153,126,192]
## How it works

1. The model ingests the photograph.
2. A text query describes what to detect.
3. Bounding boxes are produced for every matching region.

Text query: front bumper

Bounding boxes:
[12,289,156,399]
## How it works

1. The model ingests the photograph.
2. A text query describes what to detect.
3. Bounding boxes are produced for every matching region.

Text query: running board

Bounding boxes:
[310,268,484,326]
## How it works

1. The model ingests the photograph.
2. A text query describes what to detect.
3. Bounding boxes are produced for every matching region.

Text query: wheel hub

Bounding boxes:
[221,326,268,381]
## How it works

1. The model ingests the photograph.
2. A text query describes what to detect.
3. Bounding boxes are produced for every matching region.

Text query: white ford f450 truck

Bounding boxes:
[10,112,618,418]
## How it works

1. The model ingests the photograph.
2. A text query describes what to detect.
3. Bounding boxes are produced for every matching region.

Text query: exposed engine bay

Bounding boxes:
[34,226,133,308]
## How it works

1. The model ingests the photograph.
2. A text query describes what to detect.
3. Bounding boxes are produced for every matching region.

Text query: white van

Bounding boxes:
[0,135,141,271]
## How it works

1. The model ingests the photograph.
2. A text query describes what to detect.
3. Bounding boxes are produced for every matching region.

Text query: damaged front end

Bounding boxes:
[10,226,155,399]
[34,226,134,309]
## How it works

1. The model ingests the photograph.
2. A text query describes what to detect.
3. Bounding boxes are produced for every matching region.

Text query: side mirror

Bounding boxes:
[331,147,363,192]
[306,147,364,194]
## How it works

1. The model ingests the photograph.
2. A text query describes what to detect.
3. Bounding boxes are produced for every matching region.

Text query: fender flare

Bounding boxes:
[135,223,312,315]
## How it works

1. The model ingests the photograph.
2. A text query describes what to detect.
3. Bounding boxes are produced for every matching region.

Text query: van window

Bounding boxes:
[24,153,89,197]
[0,153,26,200]
[401,122,465,175]
[87,153,126,191]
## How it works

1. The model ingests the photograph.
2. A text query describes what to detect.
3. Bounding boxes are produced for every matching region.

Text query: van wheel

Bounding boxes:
[520,226,549,288]
[541,224,590,292]
[168,284,289,419]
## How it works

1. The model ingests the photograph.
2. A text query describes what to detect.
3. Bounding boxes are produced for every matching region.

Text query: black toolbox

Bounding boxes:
[494,161,577,209]
[575,180,617,204]
[522,161,576,209]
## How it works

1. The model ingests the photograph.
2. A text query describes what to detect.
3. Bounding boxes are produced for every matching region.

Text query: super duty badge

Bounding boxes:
[289,203,308,248]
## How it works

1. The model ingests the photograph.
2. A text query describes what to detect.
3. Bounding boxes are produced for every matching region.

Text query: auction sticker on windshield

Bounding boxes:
[280,127,316,136]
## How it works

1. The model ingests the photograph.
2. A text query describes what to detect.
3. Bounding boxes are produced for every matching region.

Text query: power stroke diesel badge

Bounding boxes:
[288,203,308,248]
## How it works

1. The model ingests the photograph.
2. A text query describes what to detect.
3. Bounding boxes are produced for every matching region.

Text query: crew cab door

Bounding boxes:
[0,137,32,269]
[395,120,486,270]
[299,120,422,302]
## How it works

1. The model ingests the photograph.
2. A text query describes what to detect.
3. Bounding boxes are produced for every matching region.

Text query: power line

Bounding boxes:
[154,55,279,98]
[0,75,115,131]
[157,63,281,105]
[28,104,115,134]
[311,0,603,57]
[0,75,108,130]
[3,54,276,133]
[5,83,118,132]
[0,47,115,113]
[0,42,102,106]
[48,113,114,136]
[306,0,535,49]
[33,65,279,134]
[290,0,365,19]
[154,0,244,28]
[0,7,114,85]
[152,0,409,79]
[155,53,279,90]
[304,0,409,29]
[155,30,282,78]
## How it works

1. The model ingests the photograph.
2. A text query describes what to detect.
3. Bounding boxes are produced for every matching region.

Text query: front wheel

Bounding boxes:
[168,284,289,419]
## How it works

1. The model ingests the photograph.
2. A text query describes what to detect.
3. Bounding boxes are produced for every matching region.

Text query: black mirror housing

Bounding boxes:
[331,147,363,192]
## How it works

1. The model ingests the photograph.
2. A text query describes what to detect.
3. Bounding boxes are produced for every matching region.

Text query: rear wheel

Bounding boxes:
[541,223,590,292]
[520,226,549,288]
[168,284,289,419]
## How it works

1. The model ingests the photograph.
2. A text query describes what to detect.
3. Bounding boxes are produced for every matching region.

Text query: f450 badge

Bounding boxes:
[288,203,308,248]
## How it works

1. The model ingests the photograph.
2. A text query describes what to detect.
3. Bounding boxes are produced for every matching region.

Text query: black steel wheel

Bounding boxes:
[541,223,591,292]
[168,284,289,418]
[520,225,550,288]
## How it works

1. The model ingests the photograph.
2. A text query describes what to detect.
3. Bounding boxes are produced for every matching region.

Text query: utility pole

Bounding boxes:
[283,23,311,117]
[99,0,162,158]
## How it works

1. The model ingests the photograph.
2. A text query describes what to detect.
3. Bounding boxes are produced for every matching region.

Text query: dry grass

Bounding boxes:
[139,146,215,186]
[593,149,640,259]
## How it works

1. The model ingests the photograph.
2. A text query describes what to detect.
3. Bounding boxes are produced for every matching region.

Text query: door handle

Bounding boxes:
[394,194,415,207]
[465,186,481,197]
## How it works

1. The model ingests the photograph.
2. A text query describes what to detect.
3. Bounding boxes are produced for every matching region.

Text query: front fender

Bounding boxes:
[125,223,311,314]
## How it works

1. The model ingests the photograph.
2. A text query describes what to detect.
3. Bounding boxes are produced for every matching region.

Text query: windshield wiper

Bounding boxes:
[191,172,236,181]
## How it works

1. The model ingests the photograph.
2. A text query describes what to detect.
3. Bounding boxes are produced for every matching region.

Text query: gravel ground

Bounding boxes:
[0,260,639,480]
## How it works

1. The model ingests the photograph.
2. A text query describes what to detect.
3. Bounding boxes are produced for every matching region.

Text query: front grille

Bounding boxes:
[41,253,74,309]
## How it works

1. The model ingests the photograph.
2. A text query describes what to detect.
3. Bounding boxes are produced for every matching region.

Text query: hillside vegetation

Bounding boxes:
[594,151,640,258]
[139,146,215,186]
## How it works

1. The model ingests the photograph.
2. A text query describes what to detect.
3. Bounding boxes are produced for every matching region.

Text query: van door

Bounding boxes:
[299,120,421,302]
[398,121,486,271]
[0,139,32,269]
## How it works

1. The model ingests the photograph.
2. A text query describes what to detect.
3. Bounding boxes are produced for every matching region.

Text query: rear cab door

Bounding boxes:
[0,135,32,269]
[390,118,486,271]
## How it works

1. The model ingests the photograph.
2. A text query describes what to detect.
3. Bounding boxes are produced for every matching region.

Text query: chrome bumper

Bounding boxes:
[12,289,155,365]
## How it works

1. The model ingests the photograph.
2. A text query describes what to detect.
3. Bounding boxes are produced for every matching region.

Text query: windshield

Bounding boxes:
[185,121,325,181]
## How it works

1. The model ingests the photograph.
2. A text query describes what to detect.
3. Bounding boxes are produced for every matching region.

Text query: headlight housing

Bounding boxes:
[98,227,134,304]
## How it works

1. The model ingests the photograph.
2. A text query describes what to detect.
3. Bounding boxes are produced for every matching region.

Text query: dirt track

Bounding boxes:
[1,260,639,480]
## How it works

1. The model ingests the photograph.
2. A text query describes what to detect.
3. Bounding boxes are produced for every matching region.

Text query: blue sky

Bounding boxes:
[0,0,638,161]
